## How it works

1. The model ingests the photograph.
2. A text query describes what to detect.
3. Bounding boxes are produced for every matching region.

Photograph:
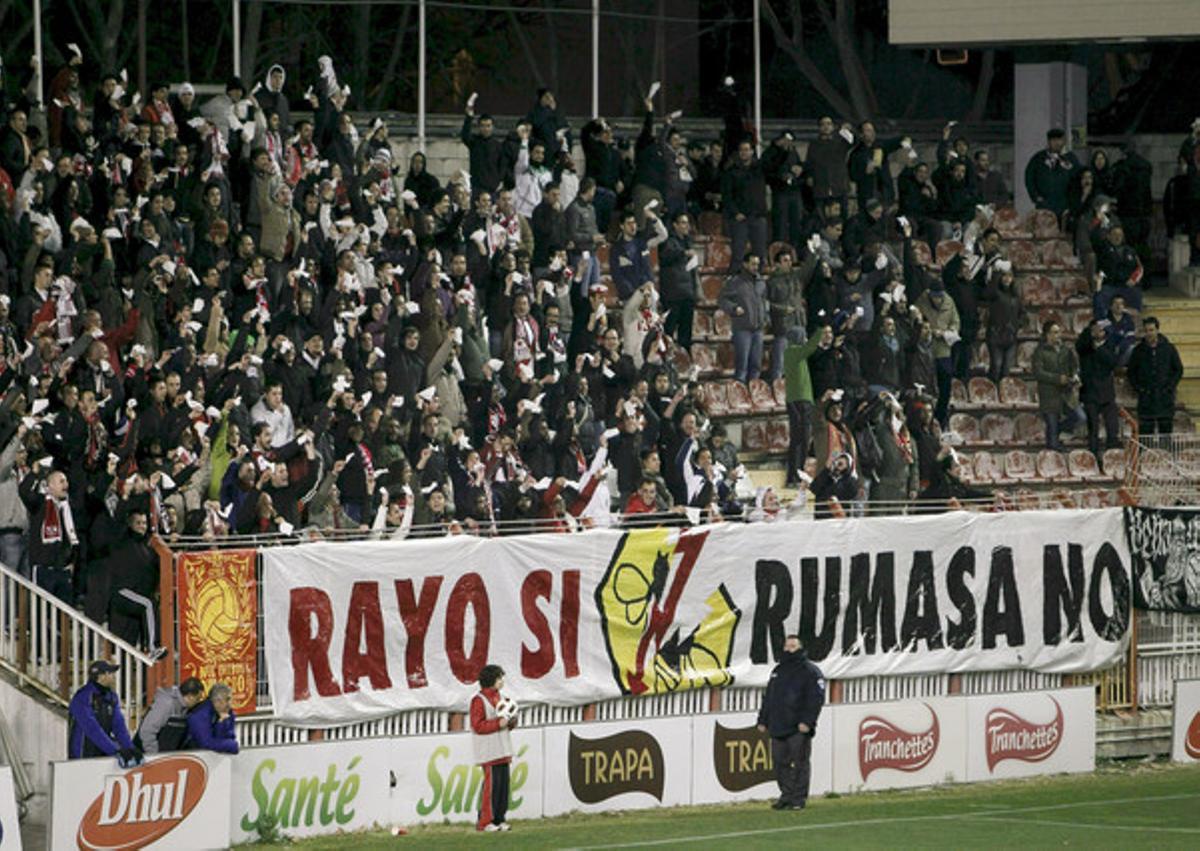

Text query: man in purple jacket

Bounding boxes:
[185,682,240,753]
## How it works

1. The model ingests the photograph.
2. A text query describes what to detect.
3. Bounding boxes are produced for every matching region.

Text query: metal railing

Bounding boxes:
[0,562,160,723]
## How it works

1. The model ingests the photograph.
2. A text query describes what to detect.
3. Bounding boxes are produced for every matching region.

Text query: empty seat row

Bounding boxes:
[959,448,1126,484]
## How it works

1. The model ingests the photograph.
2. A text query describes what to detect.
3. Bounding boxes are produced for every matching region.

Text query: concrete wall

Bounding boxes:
[890,0,1200,45]
[0,676,68,825]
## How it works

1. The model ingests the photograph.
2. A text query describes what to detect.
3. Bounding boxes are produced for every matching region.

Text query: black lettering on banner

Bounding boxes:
[799,556,841,661]
[1089,541,1131,641]
[983,546,1025,649]
[1043,544,1085,645]
[945,547,977,649]
[842,552,897,656]
[751,560,792,664]
[901,551,944,652]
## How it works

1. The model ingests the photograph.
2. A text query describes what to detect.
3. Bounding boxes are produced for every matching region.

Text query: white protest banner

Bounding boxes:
[0,767,20,850]
[230,739,394,842]
[1171,678,1200,763]
[830,697,967,792]
[49,752,231,850]
[542,718,692,816]
[963,686,1094,781]
[690,712,832,805]
[389,728,544,824]
[263,509,1131,725]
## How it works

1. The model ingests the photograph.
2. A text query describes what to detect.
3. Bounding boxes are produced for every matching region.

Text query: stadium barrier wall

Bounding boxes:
[45,686,1093,847]
[0,767,20,851]
[1171,679,1200,763]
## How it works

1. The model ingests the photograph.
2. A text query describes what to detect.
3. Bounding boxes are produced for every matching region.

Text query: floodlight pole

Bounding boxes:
[33,0,43,110]
[233,0,242,78]
[753,0,762,153]
[419,0,427,151]
[592,0,600,118]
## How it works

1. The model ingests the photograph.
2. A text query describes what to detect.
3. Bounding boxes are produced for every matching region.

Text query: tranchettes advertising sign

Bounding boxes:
[262,509,1131,725]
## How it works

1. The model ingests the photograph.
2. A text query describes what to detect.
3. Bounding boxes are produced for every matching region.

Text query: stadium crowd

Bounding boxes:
[0,49,1186,654]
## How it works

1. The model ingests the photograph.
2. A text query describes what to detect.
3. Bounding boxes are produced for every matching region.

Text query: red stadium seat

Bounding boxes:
[1016,341,1039,372]
[697,211,723,237]
[948,413,981,444]
[712,310,733,338]
[1067,449,1102,480]
[1102,448,1126,481]
[1014,412,1046,444]
[726,380,753,413]
[1029,209,1061,239]
[692,311,712,339]
[716,342,735,371]
[1006,240,1039,269]
[767,419,790,453]
[936,239,964,267]
[705,240,732,271]
[1004,450,1038,481]
[910,239,933,268]
[749,378,776,412]
[700,275,724,305]
[1060,275,1090,303]
[1019,274,1057,305]
[702,381,729,416]
[742,420,767,452]
[690,343,718,373]
[669,345,692,374]
[972,342,990,373]
[1038,307,1065,334]
[968,377,998,407]
[980,413,1015,445]
[999,377,1036,409]
[772,377,788,408]
[1042,239,1078,269]
[950,378,969,409]
[1013,487,1041,510]
[955,451,976,484]
[973,450,1014,484]
[992,206,1030,238]
[1036,449,1070,480]
[594,243,610,272]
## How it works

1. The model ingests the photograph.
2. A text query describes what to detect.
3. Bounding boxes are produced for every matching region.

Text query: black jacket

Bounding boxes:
[658,232,697,304]
[1127,336,1184,418]
[721,159,768,219]
[756,650,825,738]
[460,117,507,194]
[1076,330,1118,406]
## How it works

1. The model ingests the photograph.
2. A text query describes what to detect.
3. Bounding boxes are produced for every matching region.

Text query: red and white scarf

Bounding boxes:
[41,496,78,546]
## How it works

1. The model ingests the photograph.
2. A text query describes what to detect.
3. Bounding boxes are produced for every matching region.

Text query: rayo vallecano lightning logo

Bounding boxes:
[595,528,740,695]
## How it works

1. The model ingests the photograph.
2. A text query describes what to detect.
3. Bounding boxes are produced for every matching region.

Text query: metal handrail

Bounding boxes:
[0,562,158,723]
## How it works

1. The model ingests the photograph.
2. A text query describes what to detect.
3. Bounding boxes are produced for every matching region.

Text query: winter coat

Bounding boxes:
[1127,336,1184,419]
[804,135,852,199]
[1031,341,1080,415]
[658,232,698,304]
[68,681,134,758]
[1076,330,1118,406]
[915,290,960,359]
[1024,149,1082,214]
[983,279,1023,348]
[718,272,767,333]
[721,159,768,219]
[756,650,825,739]
[460,116,507,194]
[185,698,239,753]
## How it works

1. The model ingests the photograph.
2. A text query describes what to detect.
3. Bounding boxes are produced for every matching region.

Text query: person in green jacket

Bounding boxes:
[915,282,960,427]
[782,324,832,484]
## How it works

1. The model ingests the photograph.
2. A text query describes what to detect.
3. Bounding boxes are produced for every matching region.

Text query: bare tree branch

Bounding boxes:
[375,5,414,110]
[967,49,996,123]
[760,0,856,119]
[506,10,546,90]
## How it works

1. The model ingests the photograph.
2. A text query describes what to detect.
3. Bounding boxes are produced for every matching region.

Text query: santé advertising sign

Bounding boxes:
[230,740,393,842]
[49,752,231,850]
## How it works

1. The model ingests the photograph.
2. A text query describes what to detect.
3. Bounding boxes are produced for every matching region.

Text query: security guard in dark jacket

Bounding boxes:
[757,635,825,810]
[68,660,138,762]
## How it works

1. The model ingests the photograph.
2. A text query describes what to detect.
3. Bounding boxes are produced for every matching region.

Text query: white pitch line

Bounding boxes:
[969,815,1200,835]
[562,791,1200,850]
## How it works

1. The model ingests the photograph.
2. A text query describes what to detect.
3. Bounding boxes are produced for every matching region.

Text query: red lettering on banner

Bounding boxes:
[560,569,581,678]
[985,699,1063,771]
[1183,712,1200,760]
[289,588,341,700]
[342,581,392,693]
[446,573,491,683]
[521,570,555,679]
[394,576,443,688]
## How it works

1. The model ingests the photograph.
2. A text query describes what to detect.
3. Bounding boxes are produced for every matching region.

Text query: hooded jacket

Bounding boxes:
[915,289,960,359]
[257,64,291,132]
[756,649,825,738]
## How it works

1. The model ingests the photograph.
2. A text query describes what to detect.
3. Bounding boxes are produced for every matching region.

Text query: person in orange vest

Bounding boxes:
[469,664,517,832]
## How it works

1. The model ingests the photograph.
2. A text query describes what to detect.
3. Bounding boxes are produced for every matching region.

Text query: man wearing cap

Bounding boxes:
[69,660,139,762]
[1024,128,1080,216]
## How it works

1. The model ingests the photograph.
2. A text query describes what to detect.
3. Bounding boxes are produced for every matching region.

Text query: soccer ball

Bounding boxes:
[496,696,518,721]
[195,579,241,645]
